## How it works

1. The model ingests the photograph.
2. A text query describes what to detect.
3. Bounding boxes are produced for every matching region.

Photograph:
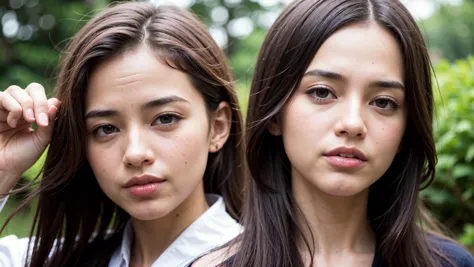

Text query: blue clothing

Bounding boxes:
[191,236,474,267]
[372,237,474,267]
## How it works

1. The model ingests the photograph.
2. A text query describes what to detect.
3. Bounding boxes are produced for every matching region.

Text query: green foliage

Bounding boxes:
[22,147,48,182]
[0,198,35,238]
[459,224,474,252]
[229,28,266,83]
[422,57,474,249]
[0,0,103,94]
[421,1,474,61]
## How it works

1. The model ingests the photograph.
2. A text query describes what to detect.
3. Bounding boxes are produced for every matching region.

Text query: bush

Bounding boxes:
[422,56,474,250]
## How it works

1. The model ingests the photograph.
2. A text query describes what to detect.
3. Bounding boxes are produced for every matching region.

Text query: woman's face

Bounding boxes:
[279,23,406,197]
[85,45,222,221]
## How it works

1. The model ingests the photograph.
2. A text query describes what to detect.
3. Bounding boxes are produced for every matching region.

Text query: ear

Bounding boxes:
[209,102,232,153]
[268,120,282,136]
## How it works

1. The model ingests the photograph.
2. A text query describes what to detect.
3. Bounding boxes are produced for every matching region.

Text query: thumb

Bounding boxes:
[35,98,60,145]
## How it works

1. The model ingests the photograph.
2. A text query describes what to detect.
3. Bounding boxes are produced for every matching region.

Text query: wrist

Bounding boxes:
[0,171,21,196]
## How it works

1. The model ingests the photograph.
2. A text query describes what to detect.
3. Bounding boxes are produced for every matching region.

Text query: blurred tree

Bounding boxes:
[0,0,111,94]
[0,0,280,93]
[190,0,273,80]
[421,0,474,61]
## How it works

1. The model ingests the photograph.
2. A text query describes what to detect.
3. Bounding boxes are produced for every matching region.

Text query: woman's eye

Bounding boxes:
[93,124,119,137]
[370,97,399,110]
[306,87,336,101]
[153,114,181,126]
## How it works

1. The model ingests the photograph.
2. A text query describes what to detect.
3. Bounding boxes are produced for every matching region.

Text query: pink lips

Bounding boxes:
[323,147,367,169]
[124,175,165,197]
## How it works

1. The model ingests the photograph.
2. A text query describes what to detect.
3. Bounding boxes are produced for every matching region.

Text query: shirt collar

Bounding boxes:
[109,219,133,267]
[109,194,242,267]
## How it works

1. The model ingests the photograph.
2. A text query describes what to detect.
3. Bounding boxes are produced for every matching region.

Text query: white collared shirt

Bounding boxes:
[0,194,242,267]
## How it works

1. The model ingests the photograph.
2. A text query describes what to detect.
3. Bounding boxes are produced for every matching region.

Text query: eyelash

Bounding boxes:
[306,86,336,102]
[151,113,182,128]
[92,124,118,137]
[91,113,182,138]
[305,86,400,110]
[369,96,400,111]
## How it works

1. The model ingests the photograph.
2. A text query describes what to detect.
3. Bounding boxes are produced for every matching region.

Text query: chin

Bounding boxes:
[324,188,362,197]
[124,202,176,221]
[128,209,170,221]
[318,180,367,197]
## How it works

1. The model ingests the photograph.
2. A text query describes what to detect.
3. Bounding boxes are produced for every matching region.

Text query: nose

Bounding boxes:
[123,127,155,167]
[334,97,367,138]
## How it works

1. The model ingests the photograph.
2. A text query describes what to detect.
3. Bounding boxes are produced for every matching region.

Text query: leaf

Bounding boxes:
[459,224,474,246]
[436,131,457,151]
[453,164,474,180]
[466,144,474,162]
[437,154,457,169]
[425,189,452,205]
[462,188,474,201]
[456,120,472,133]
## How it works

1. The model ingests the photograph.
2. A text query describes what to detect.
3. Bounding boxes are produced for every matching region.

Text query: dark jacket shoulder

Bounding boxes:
[431,236,474,267]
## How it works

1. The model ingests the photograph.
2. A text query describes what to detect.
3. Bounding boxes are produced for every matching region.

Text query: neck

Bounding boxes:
[292,171,376,257]
[130,185,209,266]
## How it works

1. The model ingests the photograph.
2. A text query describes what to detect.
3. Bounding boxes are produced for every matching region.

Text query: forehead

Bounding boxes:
[307,22,404,81]
[85,46,203,109]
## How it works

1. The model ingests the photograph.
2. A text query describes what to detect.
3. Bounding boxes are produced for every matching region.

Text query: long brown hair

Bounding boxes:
[1,2,244,266]
[233,0,452,266]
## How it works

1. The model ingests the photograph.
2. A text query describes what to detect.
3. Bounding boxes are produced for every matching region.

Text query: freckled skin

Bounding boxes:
[85,46,212,221]
[281,23,407,197]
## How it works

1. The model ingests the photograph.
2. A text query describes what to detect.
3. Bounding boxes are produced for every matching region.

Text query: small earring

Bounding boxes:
[215,144,219,150]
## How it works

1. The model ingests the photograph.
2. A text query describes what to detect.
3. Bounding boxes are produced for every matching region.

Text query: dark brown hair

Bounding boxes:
[232,0,453,266]
[1,2,244,266]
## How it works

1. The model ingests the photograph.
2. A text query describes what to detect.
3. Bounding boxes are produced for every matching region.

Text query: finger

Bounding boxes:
[0,92,23,128]
[35,103,59,145]
[47,98,60,109]
[25,83,49,127]
[4,85,35,123]
[47,104,58,121]
[0,110,8,122]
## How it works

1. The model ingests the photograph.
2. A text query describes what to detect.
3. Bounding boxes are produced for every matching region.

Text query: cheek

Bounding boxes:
[163,124,210,177]
[165,137,206,167]
[373,121,404,149]
[283,100,313,139]
[86,143,119,184]
[281,98,327,164]
[370,118,405,166]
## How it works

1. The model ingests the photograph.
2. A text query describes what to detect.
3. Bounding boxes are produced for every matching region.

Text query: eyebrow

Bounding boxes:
[303,69,405,91]
[85,95,189,120]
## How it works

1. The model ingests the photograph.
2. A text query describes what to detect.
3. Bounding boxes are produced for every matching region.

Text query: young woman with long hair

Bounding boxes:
[0,2,244,266]
[193,0,474,266]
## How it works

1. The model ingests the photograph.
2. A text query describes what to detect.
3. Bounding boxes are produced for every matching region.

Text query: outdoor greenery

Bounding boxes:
[421,1,474,62]
[0,0,473,253]
[422,57,474,252]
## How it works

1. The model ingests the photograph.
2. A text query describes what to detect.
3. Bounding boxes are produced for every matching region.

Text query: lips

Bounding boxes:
[324,147,367,161]
[323,147,368,169]
[124,175,165,188]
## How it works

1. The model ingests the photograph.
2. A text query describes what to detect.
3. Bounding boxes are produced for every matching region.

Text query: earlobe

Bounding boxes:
[209,102,232,153]
[268,121,282,136]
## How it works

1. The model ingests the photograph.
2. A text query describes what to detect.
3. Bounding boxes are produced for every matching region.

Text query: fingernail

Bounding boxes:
[39,113,48,126]
[27,109,35,120]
